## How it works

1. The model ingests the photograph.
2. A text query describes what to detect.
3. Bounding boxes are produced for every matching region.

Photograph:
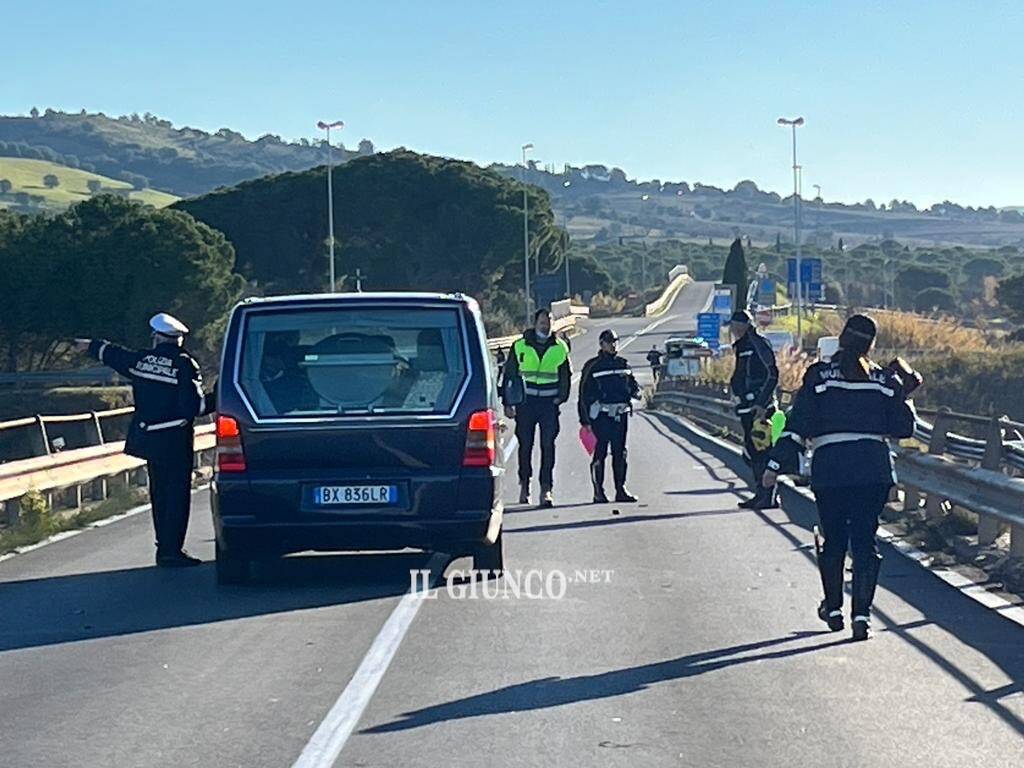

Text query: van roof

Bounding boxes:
[238,291,476,308]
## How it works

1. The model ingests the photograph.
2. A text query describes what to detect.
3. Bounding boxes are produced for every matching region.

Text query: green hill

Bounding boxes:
[0,158,178,211]
[0,110,369,198]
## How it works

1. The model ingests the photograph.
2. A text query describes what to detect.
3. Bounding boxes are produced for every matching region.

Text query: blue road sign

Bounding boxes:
[697,312,722,350]
[757,279,776,307]
[787,258,823,301]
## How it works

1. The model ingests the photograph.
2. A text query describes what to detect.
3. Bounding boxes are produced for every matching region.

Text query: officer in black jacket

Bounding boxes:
[729,310,780,509]
[74,313,213,567]
[763,314,919,641]
[578,329,641,503]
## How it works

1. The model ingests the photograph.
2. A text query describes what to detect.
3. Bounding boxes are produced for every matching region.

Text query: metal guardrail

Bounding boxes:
[652,389,1024,557]
[487,312,579,352]
[0,314,586,529]
[0,367,122,388]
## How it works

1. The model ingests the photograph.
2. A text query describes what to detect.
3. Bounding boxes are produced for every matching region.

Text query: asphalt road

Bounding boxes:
[3,281,1023,767]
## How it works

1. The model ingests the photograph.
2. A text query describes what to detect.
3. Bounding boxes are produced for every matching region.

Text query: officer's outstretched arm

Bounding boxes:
[86,340,136,378]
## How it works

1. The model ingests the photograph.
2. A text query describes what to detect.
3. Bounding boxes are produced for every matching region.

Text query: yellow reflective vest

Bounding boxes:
[513,336,569,398]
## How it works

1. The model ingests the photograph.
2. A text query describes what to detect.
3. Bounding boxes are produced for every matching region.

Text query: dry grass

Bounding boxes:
[705,346,813,395]
[868,310,988,354]
[589,292,628,318]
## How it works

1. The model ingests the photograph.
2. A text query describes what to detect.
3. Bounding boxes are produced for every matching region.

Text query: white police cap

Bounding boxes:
[149,312,189,337]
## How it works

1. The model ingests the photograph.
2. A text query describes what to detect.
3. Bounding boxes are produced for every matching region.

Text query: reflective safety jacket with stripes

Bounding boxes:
[766,353,917,489]
[578,351,641,425]
[89,339,213,462]
[502,330,572,404]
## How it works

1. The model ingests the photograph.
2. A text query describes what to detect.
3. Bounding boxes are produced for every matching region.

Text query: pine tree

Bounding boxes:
[722,238,749,308]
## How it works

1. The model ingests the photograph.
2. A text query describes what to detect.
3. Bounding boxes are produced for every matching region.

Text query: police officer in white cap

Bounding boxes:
[74,313,213,567]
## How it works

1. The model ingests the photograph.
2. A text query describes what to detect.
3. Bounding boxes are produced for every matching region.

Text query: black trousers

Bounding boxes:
[740,412,773,499]
[814,484,889,618]
[147,450,194,556]
[591,413,629,491]
[515,397,561,487]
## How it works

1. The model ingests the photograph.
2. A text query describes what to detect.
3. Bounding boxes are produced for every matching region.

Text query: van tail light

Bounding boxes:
[463,409,497,467]
[216,415,247,473]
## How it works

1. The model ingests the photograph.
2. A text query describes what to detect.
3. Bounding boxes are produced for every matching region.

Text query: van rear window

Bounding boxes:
[238,307,468,417]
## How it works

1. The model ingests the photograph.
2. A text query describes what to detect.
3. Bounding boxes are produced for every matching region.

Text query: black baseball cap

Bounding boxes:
[599,329,619,343]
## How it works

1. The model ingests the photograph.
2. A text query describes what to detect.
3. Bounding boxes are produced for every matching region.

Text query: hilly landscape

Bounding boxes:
[490,163,1024,251]
[2,109,1023,252]
[0,158,178,211]
[0,108,371,202]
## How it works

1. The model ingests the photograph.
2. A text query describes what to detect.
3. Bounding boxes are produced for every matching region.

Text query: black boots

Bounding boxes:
[850,552,882,642]
[591,461,609,503]
[818,600,845,632]
[156,550,202,568]
[518,480,531,505]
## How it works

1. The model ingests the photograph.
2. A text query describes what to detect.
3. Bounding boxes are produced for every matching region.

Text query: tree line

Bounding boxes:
[0,197,243,371]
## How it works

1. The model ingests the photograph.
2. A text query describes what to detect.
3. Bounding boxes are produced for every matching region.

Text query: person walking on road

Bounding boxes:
[729,309,779,509]
[74,313,214,567]
[762,314,919,641]
[502,309,572,508]
[579,329,641,503]
[646,345,664,385]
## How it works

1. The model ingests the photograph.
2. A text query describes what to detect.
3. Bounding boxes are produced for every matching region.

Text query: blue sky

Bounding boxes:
[7,1,1023,207]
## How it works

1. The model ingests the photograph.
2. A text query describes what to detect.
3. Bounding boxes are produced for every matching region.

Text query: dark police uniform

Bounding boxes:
[767,354,916,636]
[730,325,779,506]
[646,348,664,383]
[501,329,572,503]
[87,331,212,564]
[579,349,641,502]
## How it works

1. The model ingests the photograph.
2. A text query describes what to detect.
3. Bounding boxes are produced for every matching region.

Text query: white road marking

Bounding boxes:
[502,435,519,464]
[620,314,680,352]
[291,551,447,768]
[0,485,211,565]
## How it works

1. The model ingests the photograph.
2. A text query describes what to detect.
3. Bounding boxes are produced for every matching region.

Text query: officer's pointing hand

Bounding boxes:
[72,338,91,353]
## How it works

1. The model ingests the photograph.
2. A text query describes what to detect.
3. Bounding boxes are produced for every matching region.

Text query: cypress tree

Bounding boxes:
[722,237,749,308]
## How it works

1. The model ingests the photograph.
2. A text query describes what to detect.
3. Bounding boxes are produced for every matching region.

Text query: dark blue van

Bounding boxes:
[211,292,506,583]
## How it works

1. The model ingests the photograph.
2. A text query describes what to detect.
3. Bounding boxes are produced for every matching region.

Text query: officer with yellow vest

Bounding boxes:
[502,308,572,507]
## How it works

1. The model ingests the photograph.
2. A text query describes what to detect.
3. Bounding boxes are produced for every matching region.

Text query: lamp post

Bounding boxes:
[522,143,534,325]
[777,116,805,349]
[317,119,344,292]
[563,164,571,301]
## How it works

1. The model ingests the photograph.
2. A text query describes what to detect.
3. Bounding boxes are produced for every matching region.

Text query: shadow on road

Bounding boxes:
[650,409,1024,739]
[506,507,749,536]
[0,551,435,653]
[363,630,845,733]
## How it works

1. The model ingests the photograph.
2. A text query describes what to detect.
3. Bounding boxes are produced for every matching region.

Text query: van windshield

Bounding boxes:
[238,306,468,417]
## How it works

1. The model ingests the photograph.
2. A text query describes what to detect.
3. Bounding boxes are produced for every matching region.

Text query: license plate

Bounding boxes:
[314,485,398,506]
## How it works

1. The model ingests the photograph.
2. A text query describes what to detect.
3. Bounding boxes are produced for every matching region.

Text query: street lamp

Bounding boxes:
[317,120,344,292]
[522,143,534,326]
[777,116,805,349]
